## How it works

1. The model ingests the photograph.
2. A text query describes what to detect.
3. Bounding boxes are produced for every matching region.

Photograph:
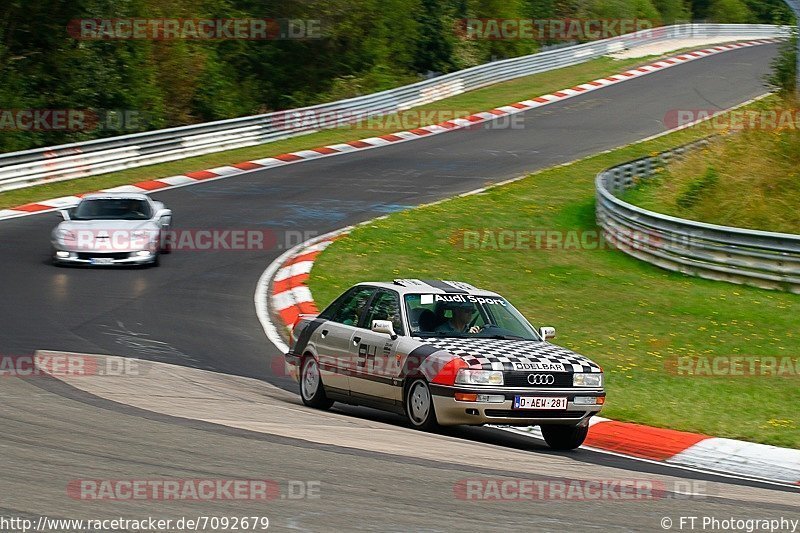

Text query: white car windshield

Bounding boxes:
[405,293,541,341]
[72,198,152,221]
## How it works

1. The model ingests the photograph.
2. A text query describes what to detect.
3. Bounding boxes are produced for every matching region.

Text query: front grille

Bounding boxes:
[503,372,572,388]
[484,410,585,419]
[76,252,131,260]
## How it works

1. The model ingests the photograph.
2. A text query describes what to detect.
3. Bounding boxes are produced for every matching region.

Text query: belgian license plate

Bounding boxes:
[90,257,115,265]
[513,396,567,410]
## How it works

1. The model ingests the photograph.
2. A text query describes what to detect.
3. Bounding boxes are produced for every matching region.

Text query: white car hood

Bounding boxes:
[58,219,158,231]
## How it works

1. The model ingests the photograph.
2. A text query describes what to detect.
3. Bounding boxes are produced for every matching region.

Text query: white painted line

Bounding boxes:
[0,209,24,218]
[300,240,335,255]
[273,260,315,283]
[389,131,421,140]
[159,175,197,186]
[668,437,800,485]
[36,196,82,208]
[325,143,360,152]
[495,105,520,114]
[359,137,393,146]
[272,286,314,312]
[207,166,243,176]
[291,149,329,159]
[248,157,284,166]
[100,185,148,193]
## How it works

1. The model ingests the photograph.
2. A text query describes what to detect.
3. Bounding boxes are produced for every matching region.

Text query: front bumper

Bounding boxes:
[52,249,157,265]
[431,384,604,426]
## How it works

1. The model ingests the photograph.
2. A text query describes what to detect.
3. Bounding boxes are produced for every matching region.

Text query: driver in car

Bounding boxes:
[436,301,481,334]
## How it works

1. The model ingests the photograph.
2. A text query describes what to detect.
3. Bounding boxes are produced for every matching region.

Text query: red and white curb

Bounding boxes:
[258,232,800,487]
[0,39,778,222]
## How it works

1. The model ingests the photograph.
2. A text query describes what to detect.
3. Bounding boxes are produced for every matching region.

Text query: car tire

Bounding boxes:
[540,424,589,451]
[405,378,440,431]
[300,356,333,410]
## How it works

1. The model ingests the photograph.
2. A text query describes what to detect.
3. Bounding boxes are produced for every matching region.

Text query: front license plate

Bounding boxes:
[90,257,115,265]
[513,396,567,410]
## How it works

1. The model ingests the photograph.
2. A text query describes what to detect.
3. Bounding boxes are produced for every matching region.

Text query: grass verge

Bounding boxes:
[308,100,800,449]
[621,98,800,234]
[1,52,706,210]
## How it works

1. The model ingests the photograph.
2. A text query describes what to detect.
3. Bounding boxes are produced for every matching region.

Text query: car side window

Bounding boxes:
[363,290,404,336]
[329,287,375,326]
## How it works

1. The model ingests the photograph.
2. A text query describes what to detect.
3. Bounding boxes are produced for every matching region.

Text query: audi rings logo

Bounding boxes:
[527,374,555,385]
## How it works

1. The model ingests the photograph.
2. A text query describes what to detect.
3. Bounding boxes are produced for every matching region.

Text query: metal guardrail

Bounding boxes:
[0,24,790,193]
[595,139,800,293]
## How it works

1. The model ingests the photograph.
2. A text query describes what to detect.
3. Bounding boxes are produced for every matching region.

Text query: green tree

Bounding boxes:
[706,0,753,23]
[413,0,457,73]
[652,0,691,23]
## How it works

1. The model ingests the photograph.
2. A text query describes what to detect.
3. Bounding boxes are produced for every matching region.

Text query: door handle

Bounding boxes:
[352,336,361,345]
[321,329,328,338]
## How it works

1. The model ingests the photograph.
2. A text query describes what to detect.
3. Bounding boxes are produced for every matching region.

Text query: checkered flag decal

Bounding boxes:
[417,338,601,373]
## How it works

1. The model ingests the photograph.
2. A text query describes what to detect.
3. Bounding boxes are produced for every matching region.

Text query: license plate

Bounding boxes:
[513,396,567,410]
[90,257,115,265]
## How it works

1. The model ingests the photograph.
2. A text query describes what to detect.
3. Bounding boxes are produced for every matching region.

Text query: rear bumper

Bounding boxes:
[431,385,604,426]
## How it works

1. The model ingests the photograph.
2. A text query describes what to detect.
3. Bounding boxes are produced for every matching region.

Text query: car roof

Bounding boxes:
[356,279,502,298]
[81,192,151,201]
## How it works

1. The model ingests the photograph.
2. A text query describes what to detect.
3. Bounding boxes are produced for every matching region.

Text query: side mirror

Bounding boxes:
[372,319,398,340]
[540,326,556,341]
[153,208,171,226]
[58,209,72,221]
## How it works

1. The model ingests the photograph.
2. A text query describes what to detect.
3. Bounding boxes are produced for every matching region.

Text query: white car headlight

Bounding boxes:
[455,369,504,386]
[573,373,603,387]
[58,229,76,242]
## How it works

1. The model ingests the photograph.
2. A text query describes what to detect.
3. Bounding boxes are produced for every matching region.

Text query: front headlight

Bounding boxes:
[573,373,603,387]
[455,369,504,386]
[58,229,76,243]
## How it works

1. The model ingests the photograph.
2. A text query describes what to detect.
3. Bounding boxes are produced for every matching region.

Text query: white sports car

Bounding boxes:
[51,192,171,266]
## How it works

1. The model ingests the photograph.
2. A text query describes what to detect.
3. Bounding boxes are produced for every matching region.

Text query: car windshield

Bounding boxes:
[72,198,152,221]
[404,293,541,341]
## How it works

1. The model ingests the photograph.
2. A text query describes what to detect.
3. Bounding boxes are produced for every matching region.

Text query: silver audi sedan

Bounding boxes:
[286,279,606,450]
